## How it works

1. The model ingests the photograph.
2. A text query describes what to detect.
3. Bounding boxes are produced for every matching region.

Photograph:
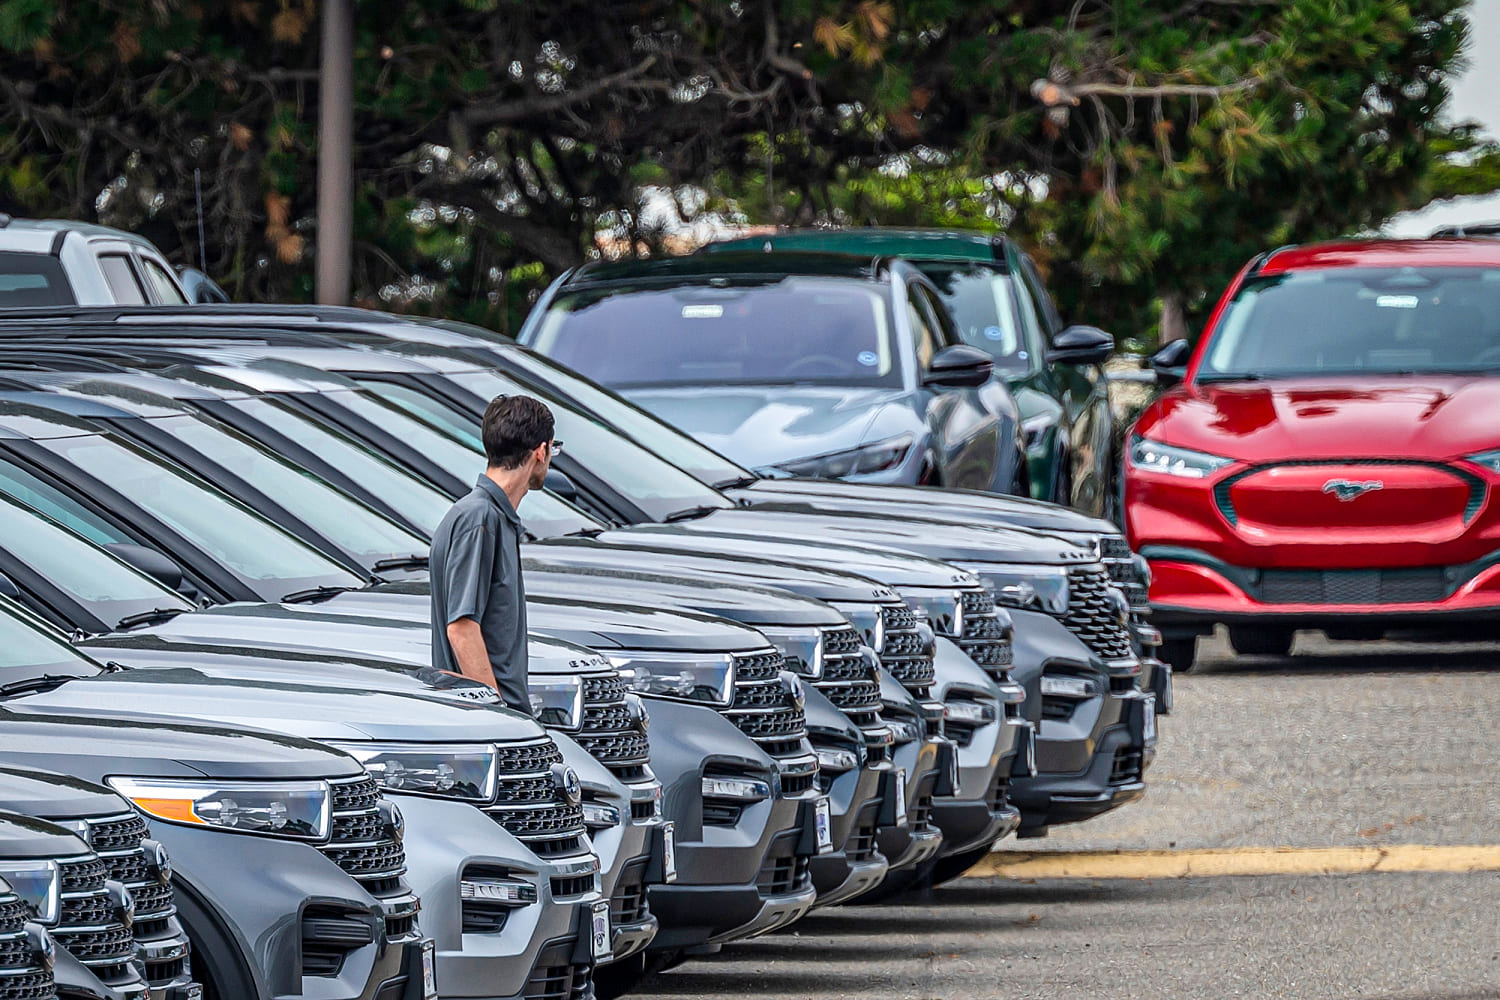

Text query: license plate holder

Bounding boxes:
[814,796,833,854]
[588,900,612,962]
[420,939,437,1000]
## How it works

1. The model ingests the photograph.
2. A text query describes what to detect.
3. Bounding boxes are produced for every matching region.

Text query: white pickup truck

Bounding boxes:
[0,216,226,306]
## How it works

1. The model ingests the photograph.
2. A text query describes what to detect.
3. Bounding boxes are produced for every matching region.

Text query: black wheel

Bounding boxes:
[925,845,994,887]
[1228,627,1293,658]
[1158,636,1199,673]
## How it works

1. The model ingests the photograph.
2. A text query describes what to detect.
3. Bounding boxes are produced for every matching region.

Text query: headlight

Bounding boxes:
[962,564,1070,615]
[777,434,914,478]
[1464,449,1500,474]
[610,652,735,707]
[528,676,585,731]
[813,747,859,773]
[108,777,330,840]
[1129,436,1233,479]
[325,742,499,802]
[832,603,884,649]
[759,628,824,679]
[902,589,964,636]
[0,861,59,924]
[700,775,772,800]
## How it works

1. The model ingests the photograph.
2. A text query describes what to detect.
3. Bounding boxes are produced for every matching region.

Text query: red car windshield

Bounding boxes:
[1197,267,1500,381]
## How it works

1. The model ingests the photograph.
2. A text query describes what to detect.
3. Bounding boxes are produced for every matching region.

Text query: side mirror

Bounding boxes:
[177,268,231,304]
[544,468,579,502]
[923,344,994,389]
[104,542,185,592]
[1148,339,1192,388]
[0,571,19,601]
[1047,325,1114,366]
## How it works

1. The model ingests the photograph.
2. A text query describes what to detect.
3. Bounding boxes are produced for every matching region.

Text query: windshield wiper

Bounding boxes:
[282,585,358,604]
[662,505,722,523]
[0,674,78,699]
[565,527,605,538]
[372,555,430,573]
[116,607,188,631]
[1195,372,1266,383]
[714,476,762,491]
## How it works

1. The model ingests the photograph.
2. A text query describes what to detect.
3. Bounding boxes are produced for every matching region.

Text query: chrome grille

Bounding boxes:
[53,855,135,987]
[727,650,807,758]
[810,626,885,733]
[879,604,935,699]
[486,740,588,858]
[0,896,36,969]
[79,814,148,854]
[576,671,651,783]
[319,776,409,904]
[956,588,1015,683]
[1099,535,1150,612]
[0,970,53,1000]
[1063,565,1134,661]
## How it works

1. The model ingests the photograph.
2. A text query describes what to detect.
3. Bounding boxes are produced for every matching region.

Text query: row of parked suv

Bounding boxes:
[0,296,1167,1000]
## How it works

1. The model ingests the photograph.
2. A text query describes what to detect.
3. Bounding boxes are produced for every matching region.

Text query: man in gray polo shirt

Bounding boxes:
[429,394,555,714]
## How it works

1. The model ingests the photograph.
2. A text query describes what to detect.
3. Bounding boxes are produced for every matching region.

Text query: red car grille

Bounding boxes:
[1257,567,1449,605]
[1215,460,1485,533]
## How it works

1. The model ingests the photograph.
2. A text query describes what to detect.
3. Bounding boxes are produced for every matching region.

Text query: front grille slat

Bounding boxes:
[320,776,409,899]
[489,740,589,858]
[1257,567,1448,605]
[956,588,1016,683]
[53,857,135,987]
[729,650,808,758]
[1063,565,1134,661]
[879,605,935,699]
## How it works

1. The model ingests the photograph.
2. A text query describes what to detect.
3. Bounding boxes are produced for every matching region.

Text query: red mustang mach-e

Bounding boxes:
[1125,238,1500,670]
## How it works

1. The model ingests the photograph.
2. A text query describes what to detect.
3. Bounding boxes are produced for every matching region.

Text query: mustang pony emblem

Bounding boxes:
[1322,479,1384,501]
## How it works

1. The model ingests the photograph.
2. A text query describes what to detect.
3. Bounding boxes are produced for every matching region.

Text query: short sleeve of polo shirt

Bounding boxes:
[441,522,496,624]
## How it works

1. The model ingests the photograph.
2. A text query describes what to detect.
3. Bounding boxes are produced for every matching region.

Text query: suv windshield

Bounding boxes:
[532,279,901,388]
[32,433,364,594]
[0,493,193,629]
[225,396,454,534]
[149,413,428,563]
[500,348,751,487]
[920,264,1031,371]
[436,370,734,521]
[0,602,97,680]
[1200,267,1500,380]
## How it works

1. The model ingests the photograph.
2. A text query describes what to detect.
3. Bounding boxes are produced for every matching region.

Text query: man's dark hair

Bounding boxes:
[482,395,555,469]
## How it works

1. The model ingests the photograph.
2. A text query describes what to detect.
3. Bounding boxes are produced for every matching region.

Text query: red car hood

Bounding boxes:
[1138,376,1500,462]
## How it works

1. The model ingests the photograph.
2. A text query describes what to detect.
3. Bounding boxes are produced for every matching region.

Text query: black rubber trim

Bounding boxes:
[49,230,68,256]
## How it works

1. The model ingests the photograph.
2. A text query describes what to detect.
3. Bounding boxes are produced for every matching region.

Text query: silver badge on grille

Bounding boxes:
[551,763,582,806]
[1322,479,1383,501]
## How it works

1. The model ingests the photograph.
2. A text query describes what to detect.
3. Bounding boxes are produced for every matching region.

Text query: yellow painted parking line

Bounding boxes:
[963,845,1500,880]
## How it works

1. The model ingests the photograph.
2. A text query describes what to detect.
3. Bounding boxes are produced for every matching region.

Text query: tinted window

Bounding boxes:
[0,252,75,307]
[0,460,125,545]
[99,256,147,304]
[907,285,941,369]
[533,279,900,387]
[1202,268,1500,379]
[154,414,428,561]
[501,350,750,486]
[0,603,95,676]
[1018,256,1064,335]
[34,433,362,593]
[921,264,1031,371]
[228,397,453,534]
[0,494,193,627]
[140,258,188,304]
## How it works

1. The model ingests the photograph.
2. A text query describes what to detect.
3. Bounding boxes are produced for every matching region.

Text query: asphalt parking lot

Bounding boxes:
[638,630,1500,999]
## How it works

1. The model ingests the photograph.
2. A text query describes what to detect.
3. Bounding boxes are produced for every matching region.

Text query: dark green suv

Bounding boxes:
[704,229,1116,517]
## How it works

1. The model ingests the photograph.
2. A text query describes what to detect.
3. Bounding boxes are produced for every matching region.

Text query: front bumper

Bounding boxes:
[1143,547,1500,636]
[808,761,890,908]
[393,794,601,1000]
[1011,689,1155,834]
[874,736,945,874]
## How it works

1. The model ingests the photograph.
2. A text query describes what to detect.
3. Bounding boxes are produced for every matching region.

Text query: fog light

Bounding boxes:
[460,879,537,906]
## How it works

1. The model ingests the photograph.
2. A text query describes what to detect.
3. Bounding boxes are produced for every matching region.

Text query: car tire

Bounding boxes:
[1158,636,1199,673]
[1228,627,1294,658]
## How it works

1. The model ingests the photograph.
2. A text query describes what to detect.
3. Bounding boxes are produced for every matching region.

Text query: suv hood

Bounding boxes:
[528,539,897,604]
[731,477,1121,537]
[0,765,129,820]
[623,385,904,470]
[0,813,89,860]
[0,709,365,780]
[523,559,847,628]
[13,667,544,744]
[1138,376,1500,462]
